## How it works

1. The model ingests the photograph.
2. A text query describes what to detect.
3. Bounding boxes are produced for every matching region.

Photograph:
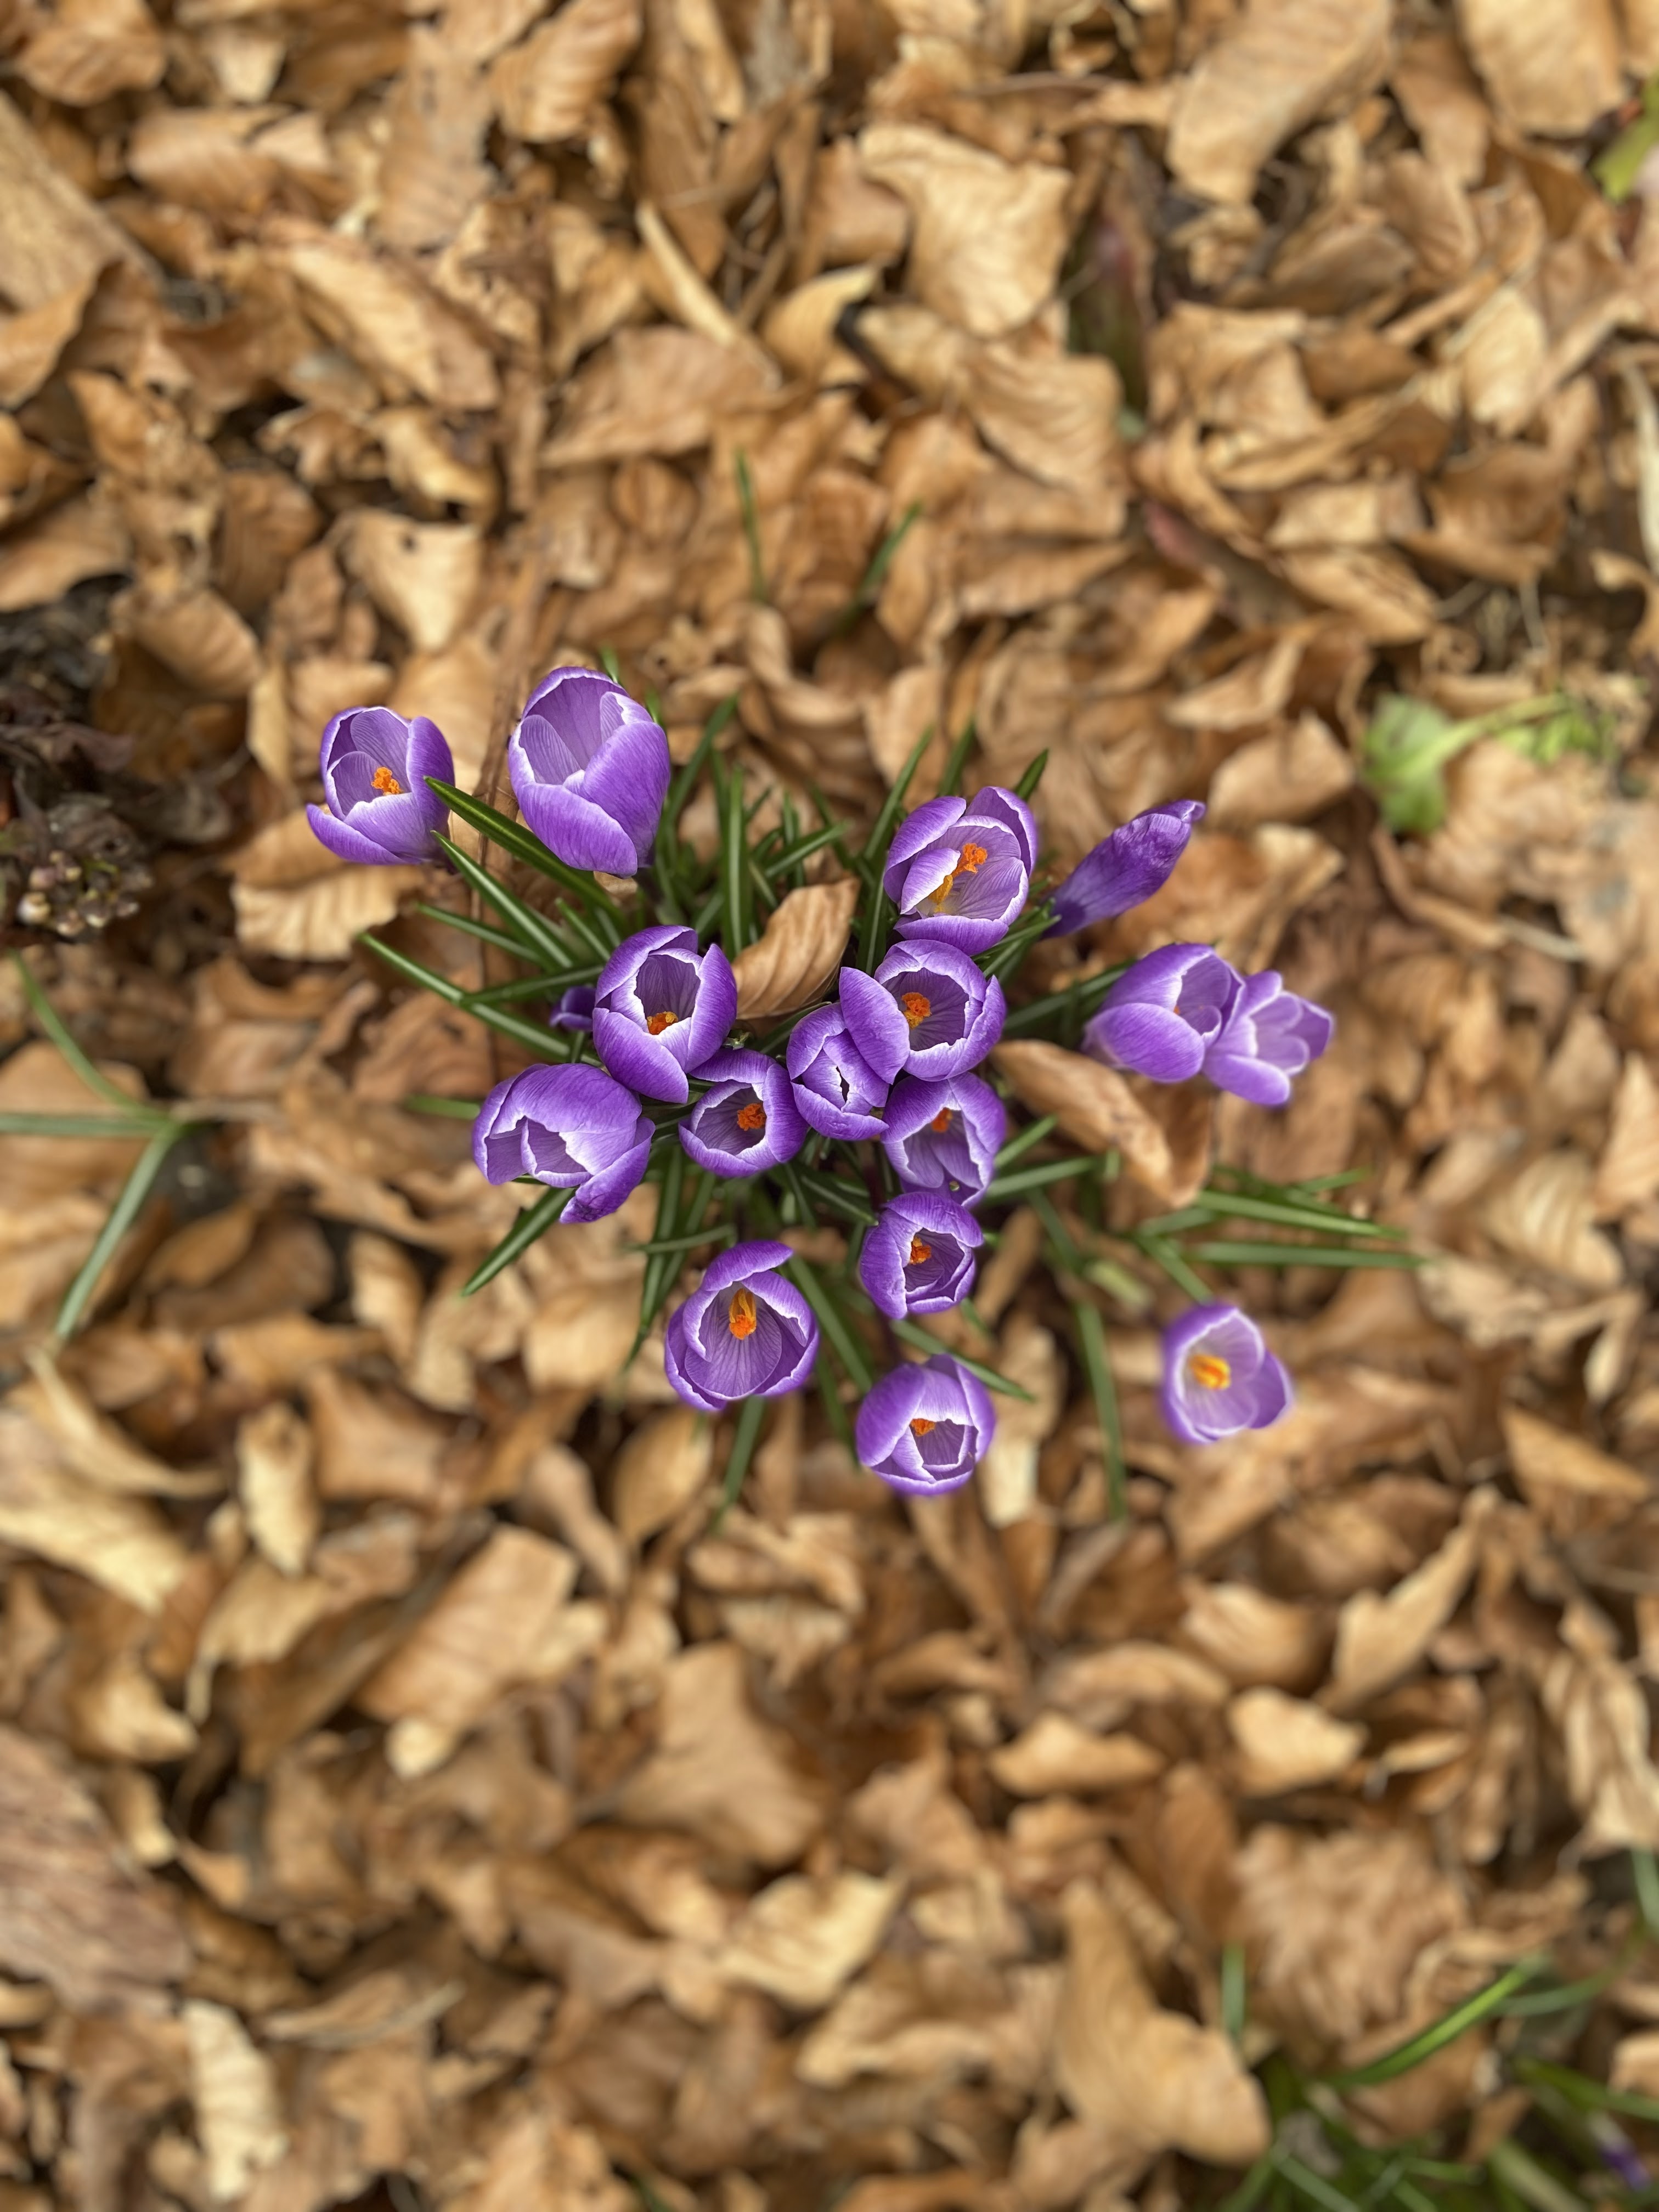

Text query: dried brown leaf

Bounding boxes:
[1325,1493,1492,1714]
[1228,1688,1363,1793]
[184,2001,287,2202]
[718,1871,902,2007]
[1457,0,1621,134]
[489,0,642,142]
[731,878,859,1018]
[992,1041,1206,1205]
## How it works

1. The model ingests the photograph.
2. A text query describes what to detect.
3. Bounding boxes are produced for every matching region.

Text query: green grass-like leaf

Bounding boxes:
[889,1316,1035,1401]
[13,953,160,1115]
[56,1124,182,1338]
[404,1094,482,1120]
[360,935,580,1062]
[712,1393,767,1527]
[788,1259,876,1394]
[1070,1297,1126,1520]
[461,1184,571,1296]
[426,780,622,929]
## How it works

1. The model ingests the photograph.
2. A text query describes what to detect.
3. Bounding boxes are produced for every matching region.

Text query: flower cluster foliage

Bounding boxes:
[310,671,1336,1492]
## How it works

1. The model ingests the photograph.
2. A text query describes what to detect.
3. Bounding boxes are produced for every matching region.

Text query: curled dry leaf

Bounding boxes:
[1325,1492,1492,1715]
[731,878,860,1019]
[184,2001,288,2203]
[19,0,165,104]
[236,1400,320,1575]
[232,807,424,961]
[1456,0,1621,134]
[992,1041,1207,1205]
[0,492,131,614]
[1594,1054,1659,1221]
[611,1403,713,1544]
[718,1870,902,2008]
[488,0,642,142]
[0,1406,190,1612]
[1542,1645,1659,1854]
[1228,1687,1364,1793]
[1053,1880,1269,2165]
[345,512,484,654]
[987,1712,1165,1797]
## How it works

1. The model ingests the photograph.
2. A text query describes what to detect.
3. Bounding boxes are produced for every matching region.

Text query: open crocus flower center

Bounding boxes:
[901,992,932,1029]
[910,1416,936,1437]
[735,1101,766,1131]
[371,765,404,795]
[929,840,990,905]
[728,1286,758,1339]
[645,1011,679,1035]
[1188,1351,1231,1390]
[908,1237,932,1266]
[930,1107,953,1133]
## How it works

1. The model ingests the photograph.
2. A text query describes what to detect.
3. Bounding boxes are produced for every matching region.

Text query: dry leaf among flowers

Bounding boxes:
[731,878,860,1018]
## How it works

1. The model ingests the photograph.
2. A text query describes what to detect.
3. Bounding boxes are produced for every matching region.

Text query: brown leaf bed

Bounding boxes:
[2,0,1659,2203]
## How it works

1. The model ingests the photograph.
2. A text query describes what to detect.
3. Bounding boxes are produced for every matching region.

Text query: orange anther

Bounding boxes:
[908,1237,933,1266]
[900,991,932,1029]
[930,1107,953,1132]
[735,1101,766,1131]
[646,1011,679,1035]
[1188,1351,1231,1391]
[910,1417,936,1437]
[728,1286,758,1339]
[371,765,404,794]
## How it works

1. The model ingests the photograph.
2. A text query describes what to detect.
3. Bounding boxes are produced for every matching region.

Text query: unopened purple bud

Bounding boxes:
[837,944,1005,1086]
[663,1239,819,1413]
[306,707,453,865]
[592,924,737,1104]
[548,985,596,1032]
[680,1048,807,1178]
[472,1063,652,1223]
[859,1193,982,1320]
[883,786,1037,956]
[1204,970,1333,1107]
[1047,802,1205,937]
[1161,1304,1290,1446]
[881,1073,1005,1206]
[507,665,672,875]
[785,1002,888,1139]
[1083,942,1238,1084]
[855,1353,995,1494]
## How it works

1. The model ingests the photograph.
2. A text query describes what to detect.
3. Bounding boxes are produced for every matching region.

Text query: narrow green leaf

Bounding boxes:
[735,450,767,603]
[1029,1186,1080,1269]
[1071,1299,1126,1521]
[889,1318,1035,1401]
[788,1259,875,1393]
[461,1184,570,1296]
[1634,1846,1659,1940]
[1188,1188,1407,1240]
[772,819,854,875]
[1134,1232,1211,1302]
[861,723,935,865]
[1013,749,1048,801]
[983,1153,1107,1204]
[938,719,977,798]
[360,935,579,1060]
[628,1221,737,1258]
[817,1359,858,1458]
[55,1125,182,1338]
[465,968,597,1007]
[425,780,620,923]
[630,1144,688,1361]
[1484,2142,1590,2212]
[1215,2158,1277,2212]
[857,882,894,972]
[1221,1941,1248,2048]
[404,1094,482,1120]
[796,1165,878,1227]
[437,831,608,968]
[1324,1961,1538,2089]
[833,499,921,636]
[1276,2157,1359,2212]
[980,902,1057,983]
[1188,1242,1423,1270]
[414,901,534,960]
[13,953,148,1113]
[1515,2055,1659,2126]
[1000,963,1127,1042]
[719,757,751,953]
[0,1109,168,1138]
[994,1112,1058,1170]
[599,645,623,683]
[712,1393,767,1529]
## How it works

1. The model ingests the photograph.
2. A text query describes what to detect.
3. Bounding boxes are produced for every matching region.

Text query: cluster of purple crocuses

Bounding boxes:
[308,667,1333,1486]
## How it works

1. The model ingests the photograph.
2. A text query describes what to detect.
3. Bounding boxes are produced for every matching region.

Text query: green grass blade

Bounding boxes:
[1071,1299,1126,1520]
[862,723,936,865]
[983,1153,1108,1204]
[788,1259,876,1393]
[718,757,752,953]
[979,902,1057,984]
[817,1359,858,1458]
[833,499,921,636]
[1014,749,1048,800]
[628,1222,736,1258]
[426,779,620,922]
[1191,1189,1407,1240]
[1215,2158,1278,2212]
[1221,1942,1248,2048]
[436,831,608,968]
[1324,1961,1539,2089]
[772,819,853,874]
[796,1165,878,1227]
[0,1109,170,1138]
[994,1113,1058,1170]
[12,953,150,1112]
[359,936,579,1061]
[55,1125,182,1338]
[461,1184,570,1296]
[1276,2158,1359,2212]
[1000,964,1126,1042]
[403,1094,481,1120]
[736,450,767,603]
[1134,1232,1212,1302]
[1635,1847,1659,1939]
[938,719,977,797]
[629,1144,688,1362]
[712,1393,767,1528]
[414,901,535,960]
[1188,1242,1423,1270]
[889,1317,1035,1401]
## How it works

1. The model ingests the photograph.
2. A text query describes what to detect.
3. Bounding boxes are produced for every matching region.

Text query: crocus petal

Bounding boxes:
[592,1009,690,1102]
[565,1139,652,1222]
[882,796,967,893]
[838,965,911,1084]
[1047,801,1205,936]
[682,943,737,1071]
[516,777,641,876]
[1086,1000,1207,1083]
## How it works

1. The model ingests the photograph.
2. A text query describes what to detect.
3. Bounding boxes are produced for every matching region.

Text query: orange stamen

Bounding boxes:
[910,1417,936,1437]
[735,1101,766,1131]
[930,1107,953,1132]
[908,1237,933,1266]
[728,1287,758,1339]
[371,765,404,795]
[1188,1351,1231,1391]
[645,1011,679,1035]
[900,991,932,1029]
[957,842,988,874]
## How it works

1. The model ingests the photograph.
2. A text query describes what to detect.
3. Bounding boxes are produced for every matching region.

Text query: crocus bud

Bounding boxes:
[837,944,1005,1086]
[507,665,672,875]
[472,1064,652,1223]
[883,786,1037,955]
[1047,802,1204,937]
[1161,1303,1290,1446]
[679,1048,808,1178]
[663,1239,819,1413]
[855,1353,995,1495]
[1204,971,1333,1106]
[880,1073,1006,1205]
[859,1193,982,1320]
[591,924,737,1104]
[306,708,453,865]
[1082,943,1238,1084]
[785,1003,888,1139]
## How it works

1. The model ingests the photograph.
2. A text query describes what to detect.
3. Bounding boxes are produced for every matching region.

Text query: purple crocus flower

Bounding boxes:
[592,925,736,1104]
[883,787,1037,955]
[1047,802,1205,937]
[663,1239,819,1413]
[881,1073,1006,1205]
[1082,943,1238,1085]
[680,1048,808,1178]
[306,707,453,865]
[1203,971,1333,1106]
[859,1193,982,1320]
[1161,1304,1291,1446]
[507,665,672,875]
[548,985,596,1032]
[855,1354,995,1496]
[785,1003,888,1139]
[838,945,1005,1086]
[472,1063,652,1223]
